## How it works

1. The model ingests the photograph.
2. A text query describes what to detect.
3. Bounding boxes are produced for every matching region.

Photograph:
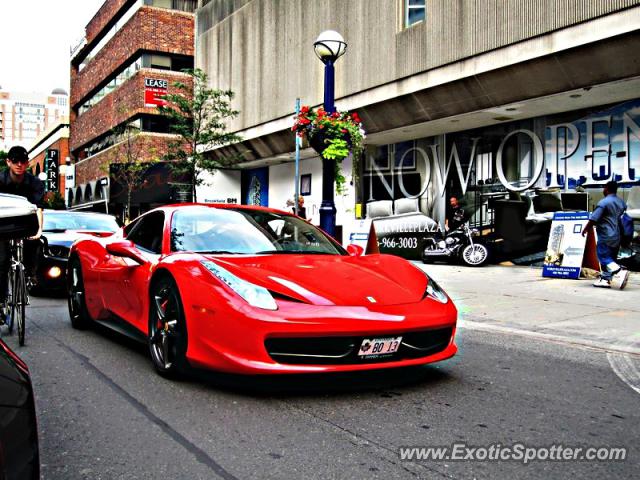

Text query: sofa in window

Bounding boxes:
[493,196,552,254]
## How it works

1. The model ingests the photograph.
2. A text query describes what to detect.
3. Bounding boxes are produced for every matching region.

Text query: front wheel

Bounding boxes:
[460,243,489,267]
[148,276,188,377]
[10,264,26,346]
[68,256,92,329]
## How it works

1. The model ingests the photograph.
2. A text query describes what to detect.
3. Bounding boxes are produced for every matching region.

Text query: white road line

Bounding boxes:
[459,318,640,397]
[607,351,640,396]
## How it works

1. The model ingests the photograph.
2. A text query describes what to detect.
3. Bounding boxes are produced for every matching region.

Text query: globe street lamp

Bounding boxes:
[314,30,347,237]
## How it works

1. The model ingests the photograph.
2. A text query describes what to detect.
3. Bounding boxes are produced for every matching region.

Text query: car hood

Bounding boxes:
[44,230,115,247]
[201,254,428,307]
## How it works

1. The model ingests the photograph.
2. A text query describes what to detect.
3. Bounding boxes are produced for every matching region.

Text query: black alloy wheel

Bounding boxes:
[148,276,188,377]
[68,256,91,329]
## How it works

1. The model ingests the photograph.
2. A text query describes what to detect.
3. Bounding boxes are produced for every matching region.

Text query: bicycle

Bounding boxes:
[3,239,29,346]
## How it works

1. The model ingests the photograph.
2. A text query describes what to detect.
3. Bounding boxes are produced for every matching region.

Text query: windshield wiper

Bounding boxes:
[196,250,243,255]
[43,228,68,233]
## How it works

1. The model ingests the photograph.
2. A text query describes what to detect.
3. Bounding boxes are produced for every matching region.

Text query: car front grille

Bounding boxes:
[46,245,70,258]
[264,327,453,365]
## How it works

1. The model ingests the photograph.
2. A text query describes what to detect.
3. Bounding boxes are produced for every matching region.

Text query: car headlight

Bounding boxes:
[424,275,449,304]
[201,260,277,310]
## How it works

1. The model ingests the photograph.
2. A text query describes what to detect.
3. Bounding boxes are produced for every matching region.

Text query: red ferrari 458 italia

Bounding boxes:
[67,204,457,377]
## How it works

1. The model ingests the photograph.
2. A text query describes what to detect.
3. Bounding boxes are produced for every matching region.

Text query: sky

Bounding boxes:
[0,0,105,94]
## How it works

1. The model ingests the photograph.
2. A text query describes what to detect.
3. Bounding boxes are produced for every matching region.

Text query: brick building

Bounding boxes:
[69,0,196,215]
[28,119,71,208]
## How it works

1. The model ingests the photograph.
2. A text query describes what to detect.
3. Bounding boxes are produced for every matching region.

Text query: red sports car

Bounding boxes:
[67,204,457,377]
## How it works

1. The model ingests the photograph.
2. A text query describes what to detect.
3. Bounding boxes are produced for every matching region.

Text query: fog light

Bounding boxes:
[48,266,62,278]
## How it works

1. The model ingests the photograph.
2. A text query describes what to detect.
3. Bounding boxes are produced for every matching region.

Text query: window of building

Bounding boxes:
[78,53,192,117]
[172,56,194,72]
[145,0,197,13]
[78,56,143,116]
[78,114,171,159]
[150,54,171,70]
[78,0,144,71]
[405,0,426,28]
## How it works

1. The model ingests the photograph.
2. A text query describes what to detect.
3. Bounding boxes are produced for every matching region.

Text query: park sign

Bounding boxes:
[46,149,59,191]
[144,78,168,108]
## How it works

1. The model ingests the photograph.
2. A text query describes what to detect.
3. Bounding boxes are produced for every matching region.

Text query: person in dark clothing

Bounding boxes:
[446,196,466,231]
[0,146,45,321]
[581,181,629,290]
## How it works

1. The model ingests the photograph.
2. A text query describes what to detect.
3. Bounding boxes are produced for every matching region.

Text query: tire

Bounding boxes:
[67,256,92,329]
[460,242,489,267]
[148,276,188,377]
[10,264,26,346]
[6,284,14,336]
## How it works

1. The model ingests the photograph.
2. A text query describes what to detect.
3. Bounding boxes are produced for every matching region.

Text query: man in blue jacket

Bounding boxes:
[581,181,629,290]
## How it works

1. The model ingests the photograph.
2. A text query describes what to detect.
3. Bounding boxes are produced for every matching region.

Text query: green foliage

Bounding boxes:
[0,150,7,172]
[102,116,158,222]
[43,191,66,210]
[293,106,365,194]
[293,106,365,161]
[158,68,242,202]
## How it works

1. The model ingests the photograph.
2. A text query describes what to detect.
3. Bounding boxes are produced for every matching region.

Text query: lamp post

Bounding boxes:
[314,30,347,237]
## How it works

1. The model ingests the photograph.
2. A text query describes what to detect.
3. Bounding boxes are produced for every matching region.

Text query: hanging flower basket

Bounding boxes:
[308,129,352,157]
[292,106,365,162]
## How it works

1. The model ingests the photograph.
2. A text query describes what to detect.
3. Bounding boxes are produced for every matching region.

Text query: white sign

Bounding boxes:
[542,211,589,279]
[65,164,75,189]
[343,218,375,252]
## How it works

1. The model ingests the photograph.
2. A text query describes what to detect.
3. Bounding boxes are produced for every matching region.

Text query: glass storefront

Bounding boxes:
[359,98,640,260]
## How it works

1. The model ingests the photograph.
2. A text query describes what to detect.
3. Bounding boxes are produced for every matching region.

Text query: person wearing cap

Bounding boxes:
[0,146,45,322]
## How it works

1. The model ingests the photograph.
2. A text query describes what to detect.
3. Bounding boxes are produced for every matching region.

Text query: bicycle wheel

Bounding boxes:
[11,263,26,346]
[6,270,15,335]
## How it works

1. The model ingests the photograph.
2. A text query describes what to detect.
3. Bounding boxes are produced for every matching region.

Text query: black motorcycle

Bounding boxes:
[421,223,489,267]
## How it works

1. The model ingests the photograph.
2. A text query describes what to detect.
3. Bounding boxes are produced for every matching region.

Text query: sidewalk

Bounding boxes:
[414,262,640,355]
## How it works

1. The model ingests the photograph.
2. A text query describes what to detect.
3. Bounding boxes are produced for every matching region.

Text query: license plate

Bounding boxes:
[358,336,402,357]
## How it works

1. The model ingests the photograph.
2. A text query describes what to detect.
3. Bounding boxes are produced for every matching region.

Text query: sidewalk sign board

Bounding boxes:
[582,226,600,271]
[343,219,380,254]
[542,211,590,279]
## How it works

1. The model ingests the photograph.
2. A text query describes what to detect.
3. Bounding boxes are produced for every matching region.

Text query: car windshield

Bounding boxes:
[43,212,120,232]
[170,207,346,255]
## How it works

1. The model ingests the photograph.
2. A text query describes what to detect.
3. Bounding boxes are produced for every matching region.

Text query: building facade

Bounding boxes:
[28,119,71,207]
[69,0,196,216]
[0,87,68,152]
[196,0,640,253]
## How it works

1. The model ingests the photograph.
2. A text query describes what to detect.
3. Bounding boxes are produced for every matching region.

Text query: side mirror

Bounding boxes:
[106,240,147,264]
[347,244,364,256]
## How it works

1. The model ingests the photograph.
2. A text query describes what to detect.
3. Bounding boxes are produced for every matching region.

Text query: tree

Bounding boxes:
[43,191,66,210]
[158,68,242,202]
[0,150,7,172]
[103,119,157,223]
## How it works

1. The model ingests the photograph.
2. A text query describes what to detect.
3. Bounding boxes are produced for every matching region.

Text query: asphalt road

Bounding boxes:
[2,296,638,480]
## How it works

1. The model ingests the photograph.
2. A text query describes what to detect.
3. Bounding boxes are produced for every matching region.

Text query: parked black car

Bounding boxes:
[35,211,120,294]
[0,338,39,479]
